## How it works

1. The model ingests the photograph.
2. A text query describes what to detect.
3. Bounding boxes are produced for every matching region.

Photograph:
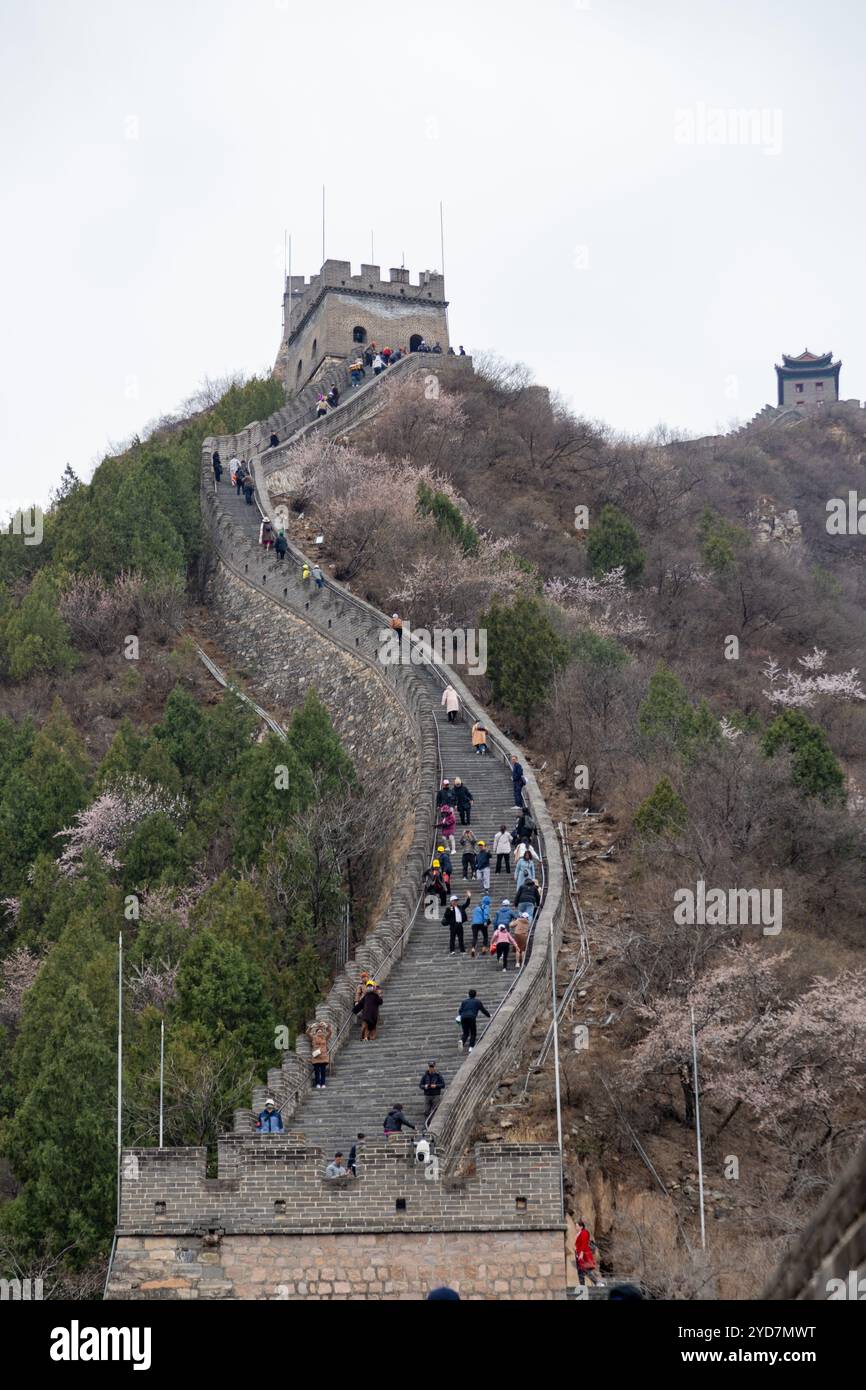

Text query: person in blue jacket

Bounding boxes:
[469,894,491,957]
[256,1099,283,1133]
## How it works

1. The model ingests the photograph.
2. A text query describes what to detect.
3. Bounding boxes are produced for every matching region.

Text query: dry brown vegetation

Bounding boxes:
[284,362,866,1296]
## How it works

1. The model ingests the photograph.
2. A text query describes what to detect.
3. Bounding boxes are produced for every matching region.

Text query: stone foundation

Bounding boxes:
[108,1230,566,1301]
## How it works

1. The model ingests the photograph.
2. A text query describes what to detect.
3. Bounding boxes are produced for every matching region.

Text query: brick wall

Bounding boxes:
[118,1137,562,1235]
[108,1229,565,1300]
[276,260,449,388]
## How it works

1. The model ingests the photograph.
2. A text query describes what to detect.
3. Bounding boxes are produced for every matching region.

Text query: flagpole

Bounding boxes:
[286,234,293,398]
[116,931,123,1225]
[691,1005,707,1250]
[159,1017,165,1149]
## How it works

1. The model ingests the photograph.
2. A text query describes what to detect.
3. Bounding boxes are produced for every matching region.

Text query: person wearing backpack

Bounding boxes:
[469,893,491,957]
[275,530,288,562]
[423,859,448,908]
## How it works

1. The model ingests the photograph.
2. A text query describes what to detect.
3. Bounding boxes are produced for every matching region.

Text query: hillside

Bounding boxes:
[1,361,865,1300]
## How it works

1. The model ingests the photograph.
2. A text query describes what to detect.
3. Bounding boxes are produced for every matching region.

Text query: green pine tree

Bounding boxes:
[762,709,845,802]
[634,777,688,837]
[586,505,645,585]
[481,594,570,730]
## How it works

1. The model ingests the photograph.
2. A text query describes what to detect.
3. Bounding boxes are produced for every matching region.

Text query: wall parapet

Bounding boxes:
[118,1137,563,1236]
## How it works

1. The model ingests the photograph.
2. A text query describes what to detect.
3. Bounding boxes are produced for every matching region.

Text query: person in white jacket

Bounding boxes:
[441,685,460,724]
[493,825,513,875]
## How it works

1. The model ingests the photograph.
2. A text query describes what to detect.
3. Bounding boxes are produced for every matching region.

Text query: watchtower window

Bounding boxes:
[352,326,367,344]
[312,338,317,357]
[410,334,423,353]
[296,360,303,379]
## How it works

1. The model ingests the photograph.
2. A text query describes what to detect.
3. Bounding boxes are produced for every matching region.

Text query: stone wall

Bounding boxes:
[206,563,419,802]
[108,1137,565,1301]
[108,1230,565,1301]
[116,1137,562,1235]
[276,260,449,388]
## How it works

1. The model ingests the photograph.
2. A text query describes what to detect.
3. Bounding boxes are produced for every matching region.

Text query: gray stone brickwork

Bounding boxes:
[275,260,449,390]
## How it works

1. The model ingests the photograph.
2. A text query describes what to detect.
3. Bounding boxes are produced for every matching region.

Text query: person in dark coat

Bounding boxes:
[453,778,474,826]
[269,432,279,448]
[515,877,541,921]
[353,980,383,1041]
[348,1133,365,1176]
[275,530,288,561]
[419,1061,446,1118]
[383,1104,415,1136]
[442,894,470,954]
[243,474,255,505]
[513,809,537,844]
[510,755,526,808]
[436,779,456,808]
[212,452,222,483]
[457,989,490,1052]
[327,385,340,409]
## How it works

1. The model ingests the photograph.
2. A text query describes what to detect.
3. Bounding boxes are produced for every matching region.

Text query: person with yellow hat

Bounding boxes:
[423,858,448,906]
[352,978,383,1041]
[474,841,491,892]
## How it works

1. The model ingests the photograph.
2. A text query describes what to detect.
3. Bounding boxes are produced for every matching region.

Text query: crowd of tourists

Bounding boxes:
[256,685,544,1192]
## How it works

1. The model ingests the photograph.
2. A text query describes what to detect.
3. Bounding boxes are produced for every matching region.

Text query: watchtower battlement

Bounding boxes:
[275,258,450,392]
[117,1136,563,1237]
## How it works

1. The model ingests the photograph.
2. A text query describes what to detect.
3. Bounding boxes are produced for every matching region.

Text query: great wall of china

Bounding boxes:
[105,350,571,1301]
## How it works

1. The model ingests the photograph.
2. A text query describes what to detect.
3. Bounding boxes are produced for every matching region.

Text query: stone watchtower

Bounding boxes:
[274,259,449,393]
[775,349,841,407]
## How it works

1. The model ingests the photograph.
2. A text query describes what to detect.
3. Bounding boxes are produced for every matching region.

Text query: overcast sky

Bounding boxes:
[2,0,865,516]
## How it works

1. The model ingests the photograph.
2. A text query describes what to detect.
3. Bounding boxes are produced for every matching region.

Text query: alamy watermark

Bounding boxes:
[2,507,43,546]
[826,491,866,534]
[674,103,783,157]
[1,1277,43,1300]
[674,880,782,936]
[826,1271,866,1299]
[378,622,487,677]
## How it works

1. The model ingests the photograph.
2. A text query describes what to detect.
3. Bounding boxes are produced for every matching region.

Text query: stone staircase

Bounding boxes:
[287,707,528,1159]
[218,465,532,1158]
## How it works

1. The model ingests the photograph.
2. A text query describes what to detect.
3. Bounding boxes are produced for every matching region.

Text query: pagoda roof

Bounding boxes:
[780,349,836,368]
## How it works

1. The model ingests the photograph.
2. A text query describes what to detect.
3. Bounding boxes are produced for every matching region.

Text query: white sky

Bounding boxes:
[2,0,865,515]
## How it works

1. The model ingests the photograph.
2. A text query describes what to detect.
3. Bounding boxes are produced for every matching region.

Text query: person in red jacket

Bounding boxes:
[574,1218,602,1287]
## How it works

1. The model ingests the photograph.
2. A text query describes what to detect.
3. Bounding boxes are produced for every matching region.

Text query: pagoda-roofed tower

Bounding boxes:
[775,349,841,407]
